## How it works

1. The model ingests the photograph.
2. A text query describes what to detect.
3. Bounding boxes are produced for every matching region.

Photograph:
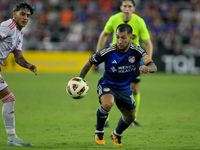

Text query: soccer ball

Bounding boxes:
[66,77,89,99]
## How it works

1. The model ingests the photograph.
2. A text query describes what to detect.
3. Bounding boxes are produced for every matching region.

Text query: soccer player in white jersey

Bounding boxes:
[0,2,37,146]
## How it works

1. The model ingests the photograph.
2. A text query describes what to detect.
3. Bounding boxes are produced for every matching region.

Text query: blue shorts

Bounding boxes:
[97,84,136,110]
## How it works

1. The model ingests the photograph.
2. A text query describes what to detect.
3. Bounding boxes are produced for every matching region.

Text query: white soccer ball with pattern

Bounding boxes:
[66,77,89,99]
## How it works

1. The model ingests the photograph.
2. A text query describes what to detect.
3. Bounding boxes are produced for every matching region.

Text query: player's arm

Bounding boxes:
[13,51,37,75]
[143,39,153,59]
[96,30,109,53]
[139,63,157,75]
[139,18,153,59]
[139,54,157,74]
[79,59,93,79]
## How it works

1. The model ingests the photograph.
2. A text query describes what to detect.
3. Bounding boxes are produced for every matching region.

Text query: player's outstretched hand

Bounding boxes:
[139,65,150,75]
[28,64,37,75]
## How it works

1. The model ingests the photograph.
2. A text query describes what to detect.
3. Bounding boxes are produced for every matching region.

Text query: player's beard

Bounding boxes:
[118,43,130,53]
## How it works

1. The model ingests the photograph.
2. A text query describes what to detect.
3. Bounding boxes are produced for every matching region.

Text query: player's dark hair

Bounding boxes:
[116,24,132,34]
[13,2,34,15]
[120,0,135,6]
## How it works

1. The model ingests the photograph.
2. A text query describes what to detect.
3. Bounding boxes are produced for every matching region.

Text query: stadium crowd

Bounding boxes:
[0,0,200,55]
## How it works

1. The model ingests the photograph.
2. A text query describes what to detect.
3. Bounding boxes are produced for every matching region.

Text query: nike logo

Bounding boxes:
[9,111,14,114]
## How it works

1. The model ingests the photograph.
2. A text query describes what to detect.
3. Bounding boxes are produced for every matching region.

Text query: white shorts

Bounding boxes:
[0,74,8,91]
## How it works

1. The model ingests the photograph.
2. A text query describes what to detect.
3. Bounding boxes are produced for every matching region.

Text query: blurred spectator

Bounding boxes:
[60,6,74,27]
[0,0,200,55]
[79,0,89,6]
[97,0,114,14]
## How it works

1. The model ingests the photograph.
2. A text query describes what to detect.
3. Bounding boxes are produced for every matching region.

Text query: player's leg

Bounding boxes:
[0,87,16,140]
[104,115,109,127]
[130,82,141,126]
[95,113,109,128]
[117,108,135,133]
[130,64,141,126]
[105,65,140,128]
[95,112,109,128]
[111,108,135,146]
[0,75,33,146]
[95,85,114,145]
[111,90,135,146]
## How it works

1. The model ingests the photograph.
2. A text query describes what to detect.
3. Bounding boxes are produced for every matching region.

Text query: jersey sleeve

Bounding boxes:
[0,25,10,39]
[15,34,23,52]
[89,50,106,66]
[131,43,153,65]
[139,19,150,41]
[104,16,115,34]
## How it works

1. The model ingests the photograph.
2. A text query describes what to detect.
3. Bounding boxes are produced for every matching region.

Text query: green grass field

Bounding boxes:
[0,72,199,150]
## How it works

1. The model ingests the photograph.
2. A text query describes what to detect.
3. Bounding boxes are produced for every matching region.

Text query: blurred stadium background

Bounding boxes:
[1,0,200,74]
[0,1,200,149]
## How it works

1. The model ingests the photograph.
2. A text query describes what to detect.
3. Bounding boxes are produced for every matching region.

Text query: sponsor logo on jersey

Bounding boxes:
[128,56,135,63]
[110,65,135,73]
[110,66,117,72]
[118,65,135,73]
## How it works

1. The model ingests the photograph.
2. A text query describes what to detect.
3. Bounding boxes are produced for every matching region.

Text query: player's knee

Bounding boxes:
[102,102,114,111]
[2,92,15,103]
[100,94,114,111]
[123,109,135,122]
[101,100,114,111]
[124,115,135,123]
[132,114,136,121]
[130,113,136,122]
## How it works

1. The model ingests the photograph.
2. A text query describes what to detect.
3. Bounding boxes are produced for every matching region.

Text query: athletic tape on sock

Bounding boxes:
[6,129,16,134]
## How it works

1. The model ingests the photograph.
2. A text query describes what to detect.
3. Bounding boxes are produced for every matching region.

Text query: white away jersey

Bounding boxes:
[0,19,23,64]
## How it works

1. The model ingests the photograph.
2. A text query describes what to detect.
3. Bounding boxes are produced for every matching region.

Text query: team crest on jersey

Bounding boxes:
[0,77,5,83]
[103,88,110,92]
[128,56,135,63]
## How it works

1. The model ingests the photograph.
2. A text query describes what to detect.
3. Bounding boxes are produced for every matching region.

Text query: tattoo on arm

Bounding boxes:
[79,60,92,78]
[147,63,157,73]
[14,52,30,68]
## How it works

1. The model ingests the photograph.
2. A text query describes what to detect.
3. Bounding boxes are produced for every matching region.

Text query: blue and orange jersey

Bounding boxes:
[89,43,153,90]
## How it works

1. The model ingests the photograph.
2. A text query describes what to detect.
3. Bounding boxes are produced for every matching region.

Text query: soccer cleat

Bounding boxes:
[110,132,122,146]
[95,133,105,145]
[130,120,141,126]
[7,137,34,146]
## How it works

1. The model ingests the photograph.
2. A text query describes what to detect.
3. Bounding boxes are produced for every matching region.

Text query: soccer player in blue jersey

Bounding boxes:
[96,0,153,127]
[79,24,157,146]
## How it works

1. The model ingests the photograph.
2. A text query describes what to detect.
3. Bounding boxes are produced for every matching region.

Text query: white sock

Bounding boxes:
[2,101,17,141]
